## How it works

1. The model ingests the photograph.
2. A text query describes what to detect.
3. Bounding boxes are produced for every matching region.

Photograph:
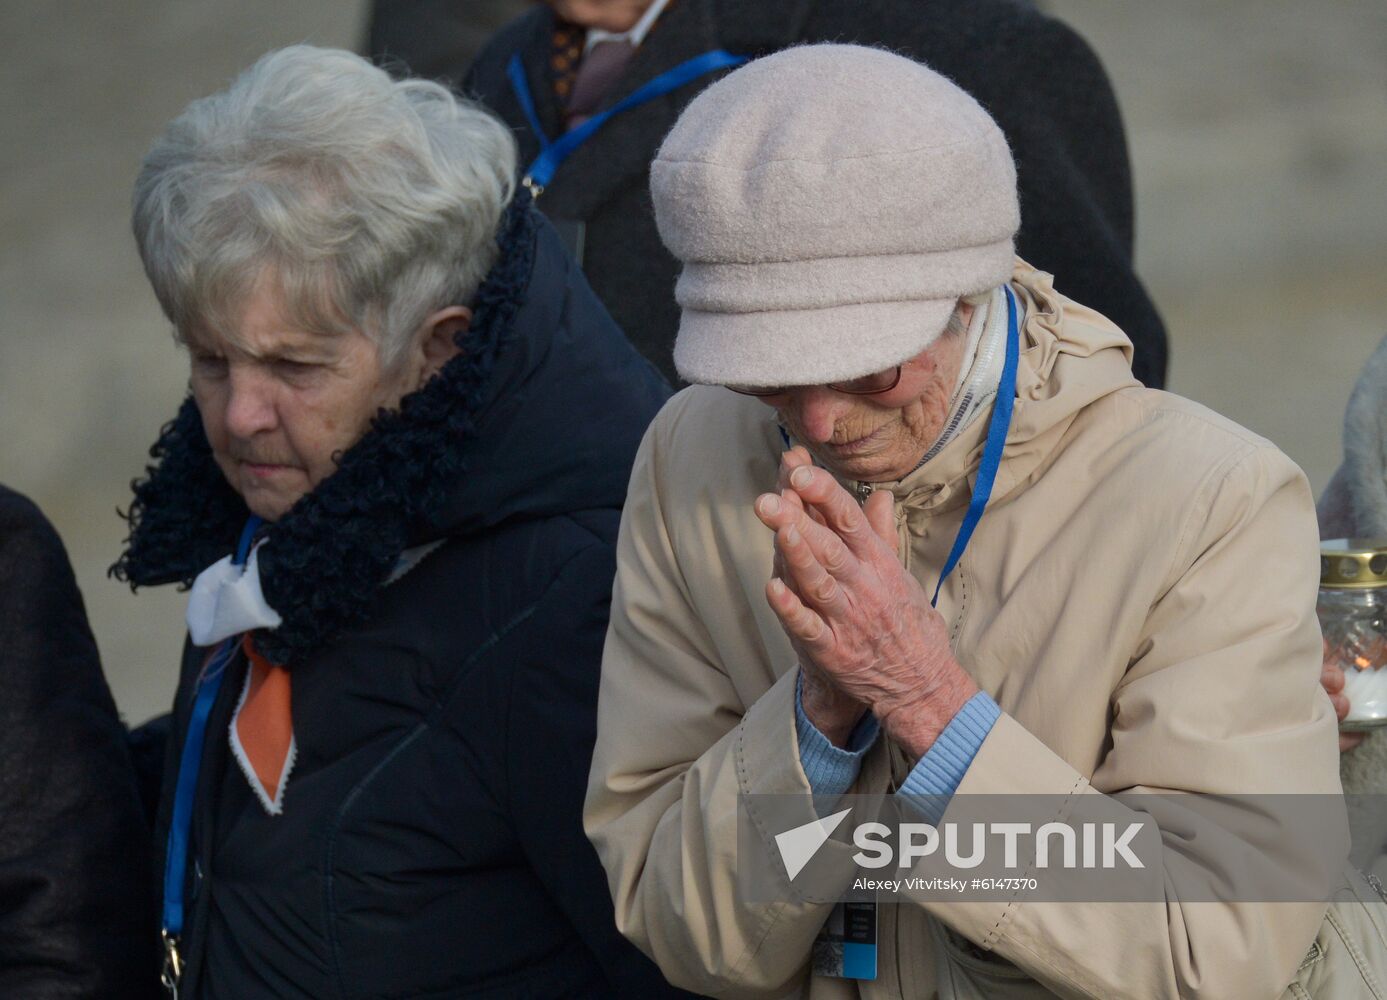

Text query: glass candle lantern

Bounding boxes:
[1320,539,1387,730]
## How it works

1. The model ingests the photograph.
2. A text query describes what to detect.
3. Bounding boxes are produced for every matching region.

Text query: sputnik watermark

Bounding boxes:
[776,810,1144,878]
[851,818,1143,870]
[774,808,854,879]
[740,793,1351,904]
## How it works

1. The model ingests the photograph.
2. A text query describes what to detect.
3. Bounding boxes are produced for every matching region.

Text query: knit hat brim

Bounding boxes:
[673,296,958,388]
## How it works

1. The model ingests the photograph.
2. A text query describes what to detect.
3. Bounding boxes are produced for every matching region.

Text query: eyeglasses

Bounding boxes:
[726,366,903,397]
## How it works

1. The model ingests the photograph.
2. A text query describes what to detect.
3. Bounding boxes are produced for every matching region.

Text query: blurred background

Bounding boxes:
[2,0,1384,725]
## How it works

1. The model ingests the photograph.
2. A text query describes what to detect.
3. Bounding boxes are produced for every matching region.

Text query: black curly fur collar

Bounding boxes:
[111,194,538,664]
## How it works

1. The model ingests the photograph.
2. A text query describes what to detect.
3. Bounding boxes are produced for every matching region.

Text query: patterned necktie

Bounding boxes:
[565,38,636,130]
[232,634,295,815]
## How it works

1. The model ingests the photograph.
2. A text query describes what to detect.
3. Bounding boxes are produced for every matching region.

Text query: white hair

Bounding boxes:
[942,290,992,339]
[132,44,518,368]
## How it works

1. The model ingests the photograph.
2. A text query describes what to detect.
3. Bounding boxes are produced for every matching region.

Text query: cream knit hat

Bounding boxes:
[652,44,1020,387]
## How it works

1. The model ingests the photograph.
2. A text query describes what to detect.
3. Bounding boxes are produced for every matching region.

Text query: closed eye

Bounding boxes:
[273,359,320,377]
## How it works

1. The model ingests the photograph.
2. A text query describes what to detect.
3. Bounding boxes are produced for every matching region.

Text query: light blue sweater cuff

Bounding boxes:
[794,672,880,797]
[897,691,1001,823]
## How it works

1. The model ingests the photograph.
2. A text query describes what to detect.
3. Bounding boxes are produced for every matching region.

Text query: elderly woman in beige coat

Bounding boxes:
[583,45,1386,999]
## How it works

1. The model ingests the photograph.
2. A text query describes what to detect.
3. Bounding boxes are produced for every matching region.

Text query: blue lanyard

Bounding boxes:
[506,48,747,195]
[774,286,1020,606]
[161,516,262,986]
[929,284,1020,607]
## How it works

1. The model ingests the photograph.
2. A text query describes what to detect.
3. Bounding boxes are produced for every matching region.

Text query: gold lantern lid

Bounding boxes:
[1321,538,1387,588]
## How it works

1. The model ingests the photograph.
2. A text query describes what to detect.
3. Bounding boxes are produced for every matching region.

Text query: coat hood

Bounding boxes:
[112,194,669,661]
[852,260,1140,522]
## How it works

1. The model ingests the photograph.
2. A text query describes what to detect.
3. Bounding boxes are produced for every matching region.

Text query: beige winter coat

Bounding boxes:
[585,262,1380,998]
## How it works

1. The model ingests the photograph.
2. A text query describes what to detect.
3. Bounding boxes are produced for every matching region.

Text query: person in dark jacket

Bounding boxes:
[368,0,1170,389]
[0,486,157,998]
[112,45,691,998]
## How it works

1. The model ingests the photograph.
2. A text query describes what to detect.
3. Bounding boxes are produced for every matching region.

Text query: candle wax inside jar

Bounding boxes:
[1342,664,1387,725]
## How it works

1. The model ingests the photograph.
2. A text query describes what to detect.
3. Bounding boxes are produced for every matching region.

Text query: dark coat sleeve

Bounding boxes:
[499,533,702,999]
[0,487,159,998]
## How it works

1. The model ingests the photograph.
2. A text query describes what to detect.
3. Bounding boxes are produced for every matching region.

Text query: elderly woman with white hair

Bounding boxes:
[113,45,688,998]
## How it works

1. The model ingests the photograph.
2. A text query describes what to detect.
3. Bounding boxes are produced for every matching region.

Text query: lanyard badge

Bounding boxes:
[813,900,879,980]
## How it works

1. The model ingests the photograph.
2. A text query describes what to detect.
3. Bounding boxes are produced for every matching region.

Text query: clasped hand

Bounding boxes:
[756,448,978,760]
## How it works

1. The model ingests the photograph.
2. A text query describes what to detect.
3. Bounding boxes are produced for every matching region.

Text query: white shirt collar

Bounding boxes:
[584,0,673,54]
[185,540,446,648]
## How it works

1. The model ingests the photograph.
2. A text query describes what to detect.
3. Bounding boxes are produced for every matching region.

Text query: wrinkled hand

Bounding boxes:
[1322,650,1365,753]
[766,449,867,746]
[756,451,978,758]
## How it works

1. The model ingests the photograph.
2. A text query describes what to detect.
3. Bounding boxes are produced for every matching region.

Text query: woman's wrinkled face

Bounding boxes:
[186,288,417,523]
[752,314,972,483]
